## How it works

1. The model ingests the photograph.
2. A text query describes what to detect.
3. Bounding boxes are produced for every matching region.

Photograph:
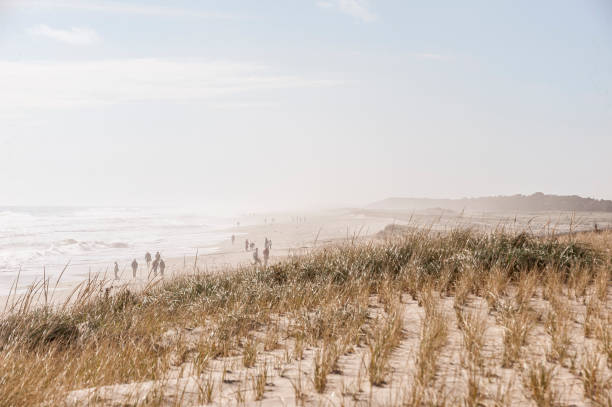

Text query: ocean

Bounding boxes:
[0,206,234,295]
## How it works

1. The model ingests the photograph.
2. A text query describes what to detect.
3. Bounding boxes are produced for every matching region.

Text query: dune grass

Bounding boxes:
[0,228,609,406]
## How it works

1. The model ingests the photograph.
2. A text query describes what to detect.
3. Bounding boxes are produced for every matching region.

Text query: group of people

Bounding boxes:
[238,236,272,267]
[244,239,256,251]
[113,251,166,280]
[144,251,166,277]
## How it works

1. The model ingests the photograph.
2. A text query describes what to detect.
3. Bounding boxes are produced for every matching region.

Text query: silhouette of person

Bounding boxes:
[159,259,165,277]
[151,259,159,277]
[145,252,152,269]
[265,237,269,249]
[245,239,249,251]
[155,251,161,262]
[263,246,270,267]
[231,234,235,244]
[114,262,119,280]
[253,248,261,265]
[131,259,138,279]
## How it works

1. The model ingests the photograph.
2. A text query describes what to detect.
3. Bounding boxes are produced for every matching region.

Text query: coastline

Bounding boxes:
[4,207,612,309]
[0,210,395,308]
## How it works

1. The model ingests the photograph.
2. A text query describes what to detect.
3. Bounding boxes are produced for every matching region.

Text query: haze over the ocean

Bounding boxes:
[1,1,611,212]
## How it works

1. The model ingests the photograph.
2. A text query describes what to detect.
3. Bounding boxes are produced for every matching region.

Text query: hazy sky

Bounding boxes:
[1,0,611,212]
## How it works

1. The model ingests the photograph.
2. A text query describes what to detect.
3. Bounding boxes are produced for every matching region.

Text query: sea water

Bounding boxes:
[0,206,234,295]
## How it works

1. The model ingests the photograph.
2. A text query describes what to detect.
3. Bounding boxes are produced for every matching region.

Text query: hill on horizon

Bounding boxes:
[368,193,612,213]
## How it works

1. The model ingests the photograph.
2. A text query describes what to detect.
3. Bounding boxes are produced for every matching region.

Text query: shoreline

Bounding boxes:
[1,210,395,308]
[3,208,612,309]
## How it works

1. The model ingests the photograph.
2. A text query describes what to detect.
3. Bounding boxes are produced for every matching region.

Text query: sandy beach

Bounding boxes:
[165,210,395,274]
[2,209,611,406]
[1,209,397,307]
[5,207,611,310]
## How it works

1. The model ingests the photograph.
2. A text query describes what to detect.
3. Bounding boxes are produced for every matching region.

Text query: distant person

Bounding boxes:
[151,259,159,277]
[253,248,261,265]
[159,259,166,277]
[245,239,249,251]
[231,234,235,244]
[114,262,119,280]
[145,252,152,269]
[265,237,269,249]
[155,251,161,262]
[131,259,138,279]
[263,246,270,267]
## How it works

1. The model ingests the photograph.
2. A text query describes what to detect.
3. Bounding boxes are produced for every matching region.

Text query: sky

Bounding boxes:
[0,0,611,212]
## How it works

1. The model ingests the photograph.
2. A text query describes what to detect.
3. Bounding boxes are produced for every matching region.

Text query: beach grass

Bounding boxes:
[0,228,610,406]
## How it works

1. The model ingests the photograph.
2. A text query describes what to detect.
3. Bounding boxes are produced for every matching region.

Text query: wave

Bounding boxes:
[55,239,130,251]
[0,206,229,277]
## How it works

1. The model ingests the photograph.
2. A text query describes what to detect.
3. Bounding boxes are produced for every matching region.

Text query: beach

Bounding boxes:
[1,209,611,406]
[0,208,396,306]
[3,207,611,308]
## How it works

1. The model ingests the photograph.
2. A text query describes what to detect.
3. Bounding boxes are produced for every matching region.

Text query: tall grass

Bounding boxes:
[0,228,604,405]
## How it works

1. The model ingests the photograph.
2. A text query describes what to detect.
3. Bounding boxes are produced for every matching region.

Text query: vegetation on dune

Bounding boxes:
[0,228,609,406]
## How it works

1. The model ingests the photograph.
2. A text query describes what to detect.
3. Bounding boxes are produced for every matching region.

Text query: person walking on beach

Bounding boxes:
[231,234,235,245]
[245,239,249,251]
[145,252,152,269]
[265,237,269,249]
[114,262,119,280]
[155,251,161,263]
[263,246,270,267]
[151,259,159,277]
[253,247,262,266]
[131,259,138,279]
[159,259,166,277]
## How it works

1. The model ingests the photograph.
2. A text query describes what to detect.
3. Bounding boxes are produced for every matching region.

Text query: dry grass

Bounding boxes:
[545,298,572,364]
[196,373,215,404]
[251,363,268,401]
[456,308,487,368]
[522,361,558,407]
[585,295,603,338]
[409,289,448,403]
[580,350,611,404]
[367,299,404,386]
[242,338,257,368]
[595,315,612,369]
[313,345,337,393]
[483,267,509,311]
[498,298,535,367]
[0,228,609,406]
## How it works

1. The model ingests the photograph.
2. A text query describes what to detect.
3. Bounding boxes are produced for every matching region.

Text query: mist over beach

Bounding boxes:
[1,1,611,406]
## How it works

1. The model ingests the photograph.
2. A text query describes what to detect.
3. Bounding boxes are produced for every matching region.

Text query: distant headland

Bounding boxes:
[368,192,612,213]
